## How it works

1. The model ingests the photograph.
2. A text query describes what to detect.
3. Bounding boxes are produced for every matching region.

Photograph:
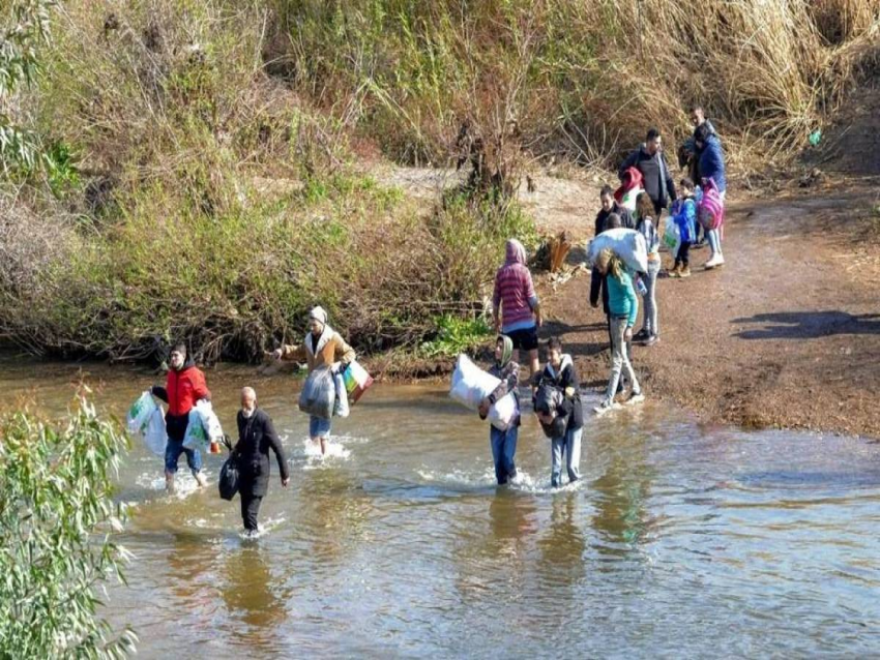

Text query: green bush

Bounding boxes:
[420,313,493,358]
[0,392,136,658]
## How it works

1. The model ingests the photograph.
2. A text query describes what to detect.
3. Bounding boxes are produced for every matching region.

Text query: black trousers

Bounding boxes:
[240,489,263,531]
[676,241,691,267]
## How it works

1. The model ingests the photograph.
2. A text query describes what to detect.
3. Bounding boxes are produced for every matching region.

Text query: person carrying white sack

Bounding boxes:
[477,335,521,486]
[270,306,355,456]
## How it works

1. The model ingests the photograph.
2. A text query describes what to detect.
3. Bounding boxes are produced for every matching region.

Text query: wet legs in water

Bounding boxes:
[309,415,332,455]
[551,428,582,488]
[240,490,262,532]
[490,426,518,485]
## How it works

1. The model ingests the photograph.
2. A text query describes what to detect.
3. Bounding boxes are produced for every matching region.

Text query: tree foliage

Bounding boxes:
[0,391,137,658]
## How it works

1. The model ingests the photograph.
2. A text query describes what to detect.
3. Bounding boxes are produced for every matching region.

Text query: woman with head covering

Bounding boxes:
[271,306,356,455]
[478,335,521,485]
[492,239,543,379]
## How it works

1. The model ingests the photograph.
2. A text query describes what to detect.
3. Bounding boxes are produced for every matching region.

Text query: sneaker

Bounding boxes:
[644,335,658,347]
[705,255,720,269]
[679,267,692,278]
[633,328,650,342]
[593,401,621,417]
[714,255,725,268]
[668,266,681,279]
[626,391,646,406]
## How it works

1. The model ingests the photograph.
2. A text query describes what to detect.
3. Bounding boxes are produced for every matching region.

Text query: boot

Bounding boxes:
[668,264,682,278]
[680,266,692,278]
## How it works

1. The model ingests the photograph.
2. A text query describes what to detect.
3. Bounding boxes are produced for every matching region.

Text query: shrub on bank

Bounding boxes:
[0,393,136,658]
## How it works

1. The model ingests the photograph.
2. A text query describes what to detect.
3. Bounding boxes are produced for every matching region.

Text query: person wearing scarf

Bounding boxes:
[492,239,543,379]
[271,306,356,455]
[478,335,521,485]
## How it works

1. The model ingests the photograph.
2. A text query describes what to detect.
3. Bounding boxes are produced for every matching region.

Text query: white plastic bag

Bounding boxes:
[663,217,681,256]
[488,392,517,431]
[333,369,350,418]
[588,228,648,273]
[299,367,336,419]
[450,355,501,410]
[183,408,208,450]
[126,391,157,435]
[196,400,224,442]
[143,407,168,456]
[619,186,644,212]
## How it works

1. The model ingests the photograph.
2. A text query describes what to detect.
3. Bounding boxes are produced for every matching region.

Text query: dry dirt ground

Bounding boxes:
[539,182,880,439]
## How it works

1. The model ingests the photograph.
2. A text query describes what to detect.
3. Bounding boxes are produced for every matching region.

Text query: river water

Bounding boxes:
[1,354,879,658]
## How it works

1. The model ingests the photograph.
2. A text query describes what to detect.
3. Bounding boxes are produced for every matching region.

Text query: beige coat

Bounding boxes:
[281,326,355,373]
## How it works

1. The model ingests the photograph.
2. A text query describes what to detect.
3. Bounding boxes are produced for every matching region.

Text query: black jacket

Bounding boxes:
[619,146,676,210]
[533,357,584,437]
[594,204,635,236]
[234,408,289,497]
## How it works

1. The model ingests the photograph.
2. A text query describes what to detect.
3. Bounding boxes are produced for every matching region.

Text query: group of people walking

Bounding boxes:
[143,111,728,529]
[484,111,727,488]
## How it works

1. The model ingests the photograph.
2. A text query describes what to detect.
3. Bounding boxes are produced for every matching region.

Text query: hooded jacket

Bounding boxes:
[619,145,677,210]
[493,239,539,331]
[482,335,521,427]
[151,357,211,442]
[533,354,584,436]
[234,408,289,498]
[697,134,727,194]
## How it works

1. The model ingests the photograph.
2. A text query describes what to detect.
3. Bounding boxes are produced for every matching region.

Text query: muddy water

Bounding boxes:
[1,354,879,657]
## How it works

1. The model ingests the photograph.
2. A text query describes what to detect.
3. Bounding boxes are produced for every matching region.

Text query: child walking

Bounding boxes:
[634,192,661,346]
[669,177,698,278]
[479,335,521,486]
[593,249,645,416]
[533,337,583,488]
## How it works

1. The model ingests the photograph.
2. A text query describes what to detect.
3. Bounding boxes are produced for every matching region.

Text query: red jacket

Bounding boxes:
[164,362,210,417]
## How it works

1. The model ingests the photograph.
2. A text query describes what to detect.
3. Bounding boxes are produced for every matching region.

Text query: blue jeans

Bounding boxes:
[165,436,202,475]
[707,228,722,256]
[490,425,518,485]
[551,427,583,487]
[309,415,332,439]
[642,259,660,337]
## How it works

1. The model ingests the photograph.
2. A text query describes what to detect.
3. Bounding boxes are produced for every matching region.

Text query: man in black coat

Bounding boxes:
[619,127,677,215]
[235,387,290,533]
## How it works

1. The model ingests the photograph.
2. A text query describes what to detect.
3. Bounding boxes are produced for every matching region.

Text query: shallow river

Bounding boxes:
[2,355,879,658]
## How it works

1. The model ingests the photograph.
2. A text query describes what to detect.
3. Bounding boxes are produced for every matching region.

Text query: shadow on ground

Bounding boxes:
[732,311,880,340]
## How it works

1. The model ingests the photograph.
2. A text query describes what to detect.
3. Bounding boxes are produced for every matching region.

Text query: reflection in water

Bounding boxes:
[537,493,586,581]
[590,430,655,562]
[220,545,287,651]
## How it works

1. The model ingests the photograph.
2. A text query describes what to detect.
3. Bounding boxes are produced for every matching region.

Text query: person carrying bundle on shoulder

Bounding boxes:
[270,306,355,456]
[478,335,521,486]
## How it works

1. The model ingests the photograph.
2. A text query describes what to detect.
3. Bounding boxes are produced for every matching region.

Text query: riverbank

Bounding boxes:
[537,178,880,439]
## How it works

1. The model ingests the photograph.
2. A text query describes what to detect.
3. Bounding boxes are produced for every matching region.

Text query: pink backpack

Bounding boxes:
[698,177,724,231]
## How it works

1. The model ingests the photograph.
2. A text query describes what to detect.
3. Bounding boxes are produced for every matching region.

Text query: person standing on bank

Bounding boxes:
[695,123,727,203]
[479,335,521,486]
[271,306,356,455]
[151,343,210,493]
[235,387,290,534]
[493,239,543,379]
[619,128,677,216]
[595,185,635,234]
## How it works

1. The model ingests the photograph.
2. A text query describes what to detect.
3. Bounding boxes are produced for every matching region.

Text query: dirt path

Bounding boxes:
[539,185,880,439]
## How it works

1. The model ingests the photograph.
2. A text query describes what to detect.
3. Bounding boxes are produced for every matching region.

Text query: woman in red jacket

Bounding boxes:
[152,343,210,492]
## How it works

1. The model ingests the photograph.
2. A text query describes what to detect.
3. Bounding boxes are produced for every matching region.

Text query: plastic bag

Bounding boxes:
[343,361,374,404]
[126,391,157,435]
[333,369,350,418]
[195,400,224,443]
[488,392,517,431]
[449,354,501,410]
[143,407,168,456]
[619,185,644,212]
[219,453,239,501]
[183,408,208,450]
[298,367,336,419]
[663,217,681,255]
[588,228,648,273]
